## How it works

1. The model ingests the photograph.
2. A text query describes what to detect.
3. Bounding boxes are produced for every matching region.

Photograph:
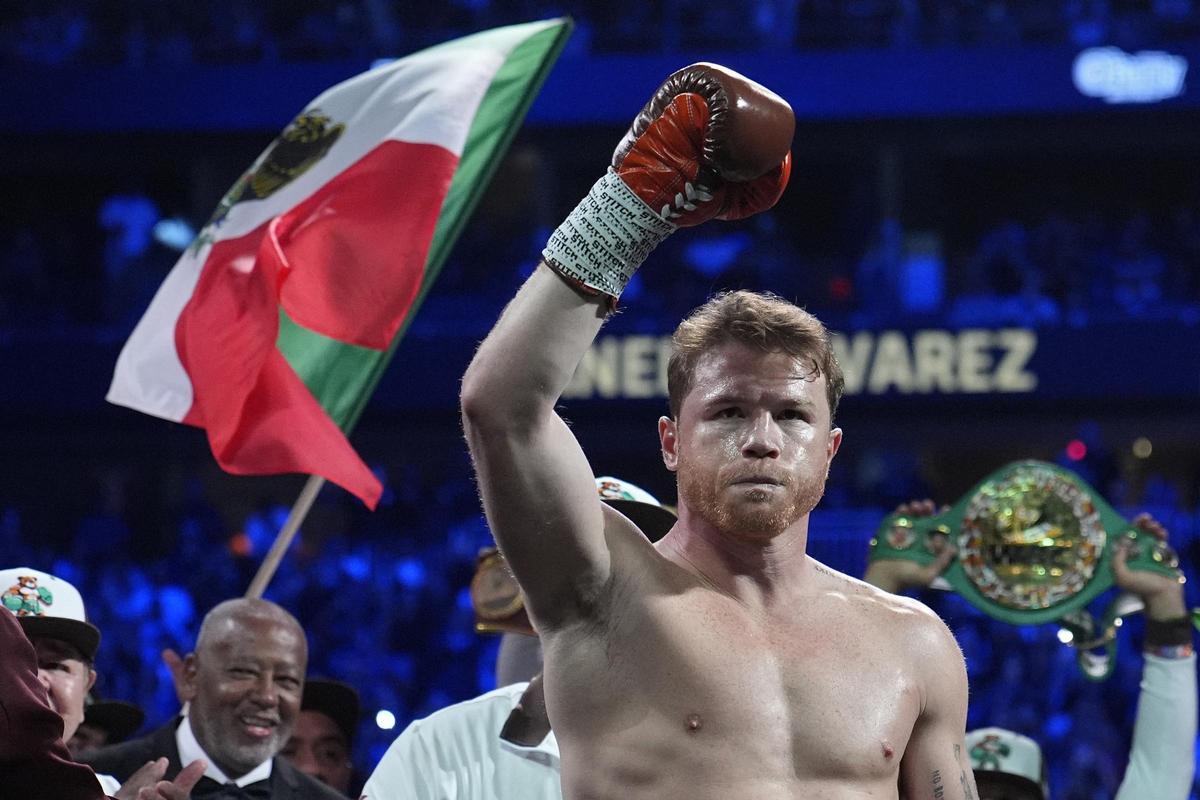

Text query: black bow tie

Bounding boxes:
[192,775,272,800]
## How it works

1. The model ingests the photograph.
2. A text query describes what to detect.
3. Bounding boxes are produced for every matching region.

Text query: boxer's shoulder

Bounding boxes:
[806,559,947,638]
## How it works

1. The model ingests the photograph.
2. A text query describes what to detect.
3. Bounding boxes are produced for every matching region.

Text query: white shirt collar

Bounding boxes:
[496,684,559,767]
[498,729,560,764]
[176,715,274,787]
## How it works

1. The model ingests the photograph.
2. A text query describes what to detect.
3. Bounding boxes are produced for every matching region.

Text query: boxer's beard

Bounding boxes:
[678,463,826,540]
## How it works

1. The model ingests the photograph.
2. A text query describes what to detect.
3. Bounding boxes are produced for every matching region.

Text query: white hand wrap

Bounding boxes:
[542,169,677,300]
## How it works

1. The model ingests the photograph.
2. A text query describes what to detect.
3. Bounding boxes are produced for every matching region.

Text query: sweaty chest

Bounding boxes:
[551,589,921,781]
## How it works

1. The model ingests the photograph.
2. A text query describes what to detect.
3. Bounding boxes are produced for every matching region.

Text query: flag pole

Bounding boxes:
[245,474,327,598]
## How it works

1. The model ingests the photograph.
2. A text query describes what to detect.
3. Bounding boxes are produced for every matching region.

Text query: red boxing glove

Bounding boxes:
[611,63,794,226]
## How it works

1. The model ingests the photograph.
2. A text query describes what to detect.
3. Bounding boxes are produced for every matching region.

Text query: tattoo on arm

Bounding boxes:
[954,744,976,800]
[931,769,945,799]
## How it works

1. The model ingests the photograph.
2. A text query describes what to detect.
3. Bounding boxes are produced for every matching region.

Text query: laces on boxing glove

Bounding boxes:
[660,181,715,221]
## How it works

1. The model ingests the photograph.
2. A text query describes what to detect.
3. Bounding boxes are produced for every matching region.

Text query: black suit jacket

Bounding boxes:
[83,719,347,800]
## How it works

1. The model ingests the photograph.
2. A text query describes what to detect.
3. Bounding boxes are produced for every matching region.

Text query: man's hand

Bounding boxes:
[1112,512,1187,621]
[863,500,956,594]
[114,758,170,800]
[134,758,206,800]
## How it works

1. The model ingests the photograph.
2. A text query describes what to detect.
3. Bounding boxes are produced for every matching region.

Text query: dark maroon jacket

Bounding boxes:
[0,608,108,799]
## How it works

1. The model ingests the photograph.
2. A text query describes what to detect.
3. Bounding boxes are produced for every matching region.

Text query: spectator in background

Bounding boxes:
[865,503,1197,799]
[1110,213,1166,317]
[281,678,361,796]
[0,567,122,792]
[951,220,1060,327]
[0,566,198,798]
[85,597,345,800]
[855,216,905,321]
[69,696,146,759]
[97,189,164,328]
[0,570,109,800]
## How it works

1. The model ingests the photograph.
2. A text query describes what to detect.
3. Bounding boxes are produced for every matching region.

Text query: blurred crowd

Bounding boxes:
[4,0,1200,66]
[4,185,1200,334]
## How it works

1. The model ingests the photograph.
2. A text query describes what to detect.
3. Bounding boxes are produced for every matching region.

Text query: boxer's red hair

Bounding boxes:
[667,290,843,423]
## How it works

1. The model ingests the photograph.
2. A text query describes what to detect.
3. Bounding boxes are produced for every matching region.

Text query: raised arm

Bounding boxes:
[898,611,978,800]
[461,266,614,631]
[1112,513,1197,800]
[863,499,955,595]
[461,63,793,631]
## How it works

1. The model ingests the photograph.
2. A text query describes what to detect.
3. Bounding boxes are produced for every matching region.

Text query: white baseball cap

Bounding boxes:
[965,727,1047,799]
[0,567,101,661]
[595,476,676,542]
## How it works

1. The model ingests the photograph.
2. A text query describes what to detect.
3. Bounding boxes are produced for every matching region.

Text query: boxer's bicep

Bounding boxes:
[899,618,976,799]
[463,266,615,631]
[467,409,612,631]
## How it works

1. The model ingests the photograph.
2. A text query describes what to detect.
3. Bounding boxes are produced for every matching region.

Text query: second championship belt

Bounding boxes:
[868,460,1184,678]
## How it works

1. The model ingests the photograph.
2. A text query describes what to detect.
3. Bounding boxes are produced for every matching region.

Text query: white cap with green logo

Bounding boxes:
[595,476,676,542]
[965,727,1048,799]
[0,567,101,661]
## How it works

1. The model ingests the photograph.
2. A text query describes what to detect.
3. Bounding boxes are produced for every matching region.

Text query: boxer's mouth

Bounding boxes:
[732,476,785,486]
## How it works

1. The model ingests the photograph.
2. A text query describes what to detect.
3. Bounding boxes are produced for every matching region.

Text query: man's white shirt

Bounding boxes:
[176,714,273,786]
[362,682,562,800]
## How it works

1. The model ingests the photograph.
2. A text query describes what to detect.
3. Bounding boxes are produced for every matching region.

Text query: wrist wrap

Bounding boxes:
[542,169,676,300]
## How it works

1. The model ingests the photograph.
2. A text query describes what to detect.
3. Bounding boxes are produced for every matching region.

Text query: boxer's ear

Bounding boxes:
[659,416,679,472]
[826,427,843,465]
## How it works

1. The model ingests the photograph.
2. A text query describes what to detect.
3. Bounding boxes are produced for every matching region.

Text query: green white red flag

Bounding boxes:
[107,19,572,509]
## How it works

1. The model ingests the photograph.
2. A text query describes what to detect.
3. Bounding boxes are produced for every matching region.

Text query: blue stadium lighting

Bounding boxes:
[152,218,196,252]
[1073,46,1188,104]
[394,557,427,589]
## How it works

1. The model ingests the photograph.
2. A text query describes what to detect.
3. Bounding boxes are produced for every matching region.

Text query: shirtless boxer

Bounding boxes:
[461,63,977,800]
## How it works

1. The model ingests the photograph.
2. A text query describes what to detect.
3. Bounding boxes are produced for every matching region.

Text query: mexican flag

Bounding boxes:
[107,19,572,509]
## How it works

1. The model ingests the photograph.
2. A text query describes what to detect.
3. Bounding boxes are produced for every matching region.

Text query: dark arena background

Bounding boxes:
[3,2,1200,797]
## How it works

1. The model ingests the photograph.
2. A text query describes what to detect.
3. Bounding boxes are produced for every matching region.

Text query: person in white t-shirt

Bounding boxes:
[362,478,676,800]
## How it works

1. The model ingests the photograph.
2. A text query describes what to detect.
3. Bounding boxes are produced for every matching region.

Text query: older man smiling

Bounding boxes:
[85,598,345,799]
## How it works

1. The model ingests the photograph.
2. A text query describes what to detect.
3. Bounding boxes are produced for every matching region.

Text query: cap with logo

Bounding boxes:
[0,567,101,661]
[965,727,1047,799]
[471,477,676,635]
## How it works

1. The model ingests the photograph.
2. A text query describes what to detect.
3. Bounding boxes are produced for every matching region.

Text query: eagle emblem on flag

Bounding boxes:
[194,109,346,251]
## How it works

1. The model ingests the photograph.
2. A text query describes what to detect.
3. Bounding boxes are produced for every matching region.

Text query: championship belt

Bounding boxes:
[868,460,1185,679]
[470,547,534,636]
